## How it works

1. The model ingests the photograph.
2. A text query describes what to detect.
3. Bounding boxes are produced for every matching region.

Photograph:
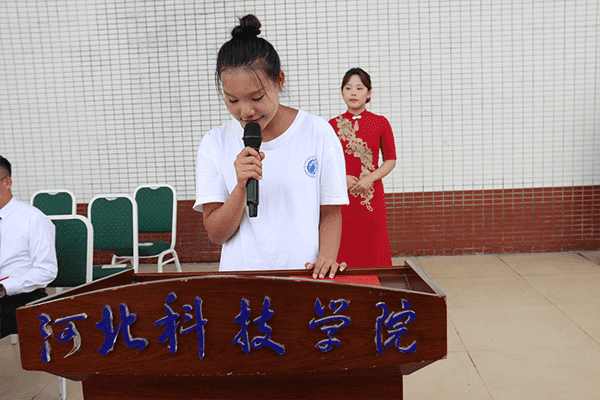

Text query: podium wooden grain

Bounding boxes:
[17,261,446,399]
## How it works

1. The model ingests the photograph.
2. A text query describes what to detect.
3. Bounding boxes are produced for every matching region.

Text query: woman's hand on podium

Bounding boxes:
[305,257,347,279]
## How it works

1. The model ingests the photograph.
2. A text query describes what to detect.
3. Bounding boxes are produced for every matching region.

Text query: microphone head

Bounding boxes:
[243,122,262,149]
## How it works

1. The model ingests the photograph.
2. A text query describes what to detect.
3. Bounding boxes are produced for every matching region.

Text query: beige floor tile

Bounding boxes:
[579,251,600,265]
[449,305,598,351]
[470,347,600,400]
[523,274,600,305]
[403,351,492,400]
[33,378,83,400]
[0,337,56,399]
[0,372,54,400]
[180,262,220,272]
[392,256,421,268]
[137,262,220,273]
[435,276,550,308]
[555,303,600,343]
[447,316,466,352]
[499,252,599,275]
[417,255,518,279]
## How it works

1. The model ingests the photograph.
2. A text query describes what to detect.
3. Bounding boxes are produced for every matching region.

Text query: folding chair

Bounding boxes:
[49,214,94,400]
[88,194,139,278]
[31,190,76,215]
[112,184,182,272]
[49,215,93,289]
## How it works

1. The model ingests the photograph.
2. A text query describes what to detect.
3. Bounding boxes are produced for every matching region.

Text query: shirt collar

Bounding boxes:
[0,196,18,219]
[232,118,244,141]
[344,110,368,119]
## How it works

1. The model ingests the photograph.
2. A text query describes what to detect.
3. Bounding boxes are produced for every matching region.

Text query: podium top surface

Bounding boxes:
[60,260,444,297]
[17,261,446,380]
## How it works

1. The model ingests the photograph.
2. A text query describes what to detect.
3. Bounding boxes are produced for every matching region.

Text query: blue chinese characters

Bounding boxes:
[154,292,208,358]
[95,304,148,355]
[36,295,419,362]
[38,313,87,363]
[309,298,351,352]
[375,300,417,354]
[232,297,285,355]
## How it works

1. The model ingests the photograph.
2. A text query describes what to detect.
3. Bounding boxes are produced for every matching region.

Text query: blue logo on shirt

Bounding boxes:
[304,156,318,178]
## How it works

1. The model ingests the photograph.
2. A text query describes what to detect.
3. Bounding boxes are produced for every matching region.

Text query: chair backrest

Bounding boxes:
[49,215,93,287]
[31,190,76,215]
[88,194,138,250]
[134,184,177,245]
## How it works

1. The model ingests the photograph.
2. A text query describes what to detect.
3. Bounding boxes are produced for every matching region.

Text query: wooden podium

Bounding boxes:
[17,261,446,399]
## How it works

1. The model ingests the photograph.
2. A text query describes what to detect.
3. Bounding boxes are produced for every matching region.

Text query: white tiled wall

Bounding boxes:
[1,0,598,202]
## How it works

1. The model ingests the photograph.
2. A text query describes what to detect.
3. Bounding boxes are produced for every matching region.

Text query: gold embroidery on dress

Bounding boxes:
[336,116,375,211]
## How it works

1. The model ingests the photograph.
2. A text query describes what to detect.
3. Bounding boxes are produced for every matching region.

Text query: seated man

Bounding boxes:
[0,155,57,338]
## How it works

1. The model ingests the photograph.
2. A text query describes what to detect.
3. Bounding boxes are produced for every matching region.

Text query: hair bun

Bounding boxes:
[232,14,262,39]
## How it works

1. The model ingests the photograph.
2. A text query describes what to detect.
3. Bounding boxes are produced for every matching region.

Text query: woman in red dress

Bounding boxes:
[329,68,397,268]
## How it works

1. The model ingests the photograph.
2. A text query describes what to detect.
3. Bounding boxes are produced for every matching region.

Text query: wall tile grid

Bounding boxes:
[3,1,599,206]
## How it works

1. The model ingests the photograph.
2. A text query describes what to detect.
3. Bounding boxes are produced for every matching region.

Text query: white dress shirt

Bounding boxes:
[0,197,57,295]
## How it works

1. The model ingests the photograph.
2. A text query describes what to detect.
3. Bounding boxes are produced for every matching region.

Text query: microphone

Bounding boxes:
[242,122,262,217]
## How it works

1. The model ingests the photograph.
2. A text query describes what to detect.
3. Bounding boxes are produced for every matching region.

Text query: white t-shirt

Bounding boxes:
[194,110,348,271]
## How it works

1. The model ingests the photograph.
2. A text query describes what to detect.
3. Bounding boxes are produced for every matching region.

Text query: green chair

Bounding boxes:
[31,189,76,215]
[88,194,138,278]
[49,214,93,400]
[112,184,182,272]
[49,215,94,289]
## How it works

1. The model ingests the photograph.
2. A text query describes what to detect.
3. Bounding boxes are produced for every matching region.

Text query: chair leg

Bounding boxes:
[10,334,18,345]
[173,252,182,272]
[157,252,164,273]
[157,250,182,273]
[59,377,67,399]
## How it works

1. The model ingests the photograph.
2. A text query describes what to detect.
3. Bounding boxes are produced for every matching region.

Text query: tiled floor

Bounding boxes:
[1,252,599,399]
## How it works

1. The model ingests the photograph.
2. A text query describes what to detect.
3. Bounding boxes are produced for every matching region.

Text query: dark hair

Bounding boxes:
[0,155,11,177]
[341,68,372,103]
[215,15,282,91]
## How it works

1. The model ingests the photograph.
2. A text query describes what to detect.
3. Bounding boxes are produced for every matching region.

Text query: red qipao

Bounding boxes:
[329,111,397,268]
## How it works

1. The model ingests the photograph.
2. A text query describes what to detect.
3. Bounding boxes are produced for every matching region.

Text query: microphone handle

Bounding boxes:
[244,144,260,218]
[246,178,259,217]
